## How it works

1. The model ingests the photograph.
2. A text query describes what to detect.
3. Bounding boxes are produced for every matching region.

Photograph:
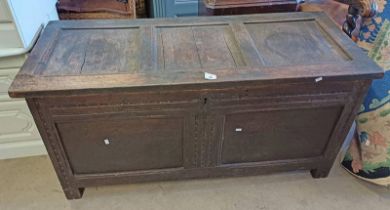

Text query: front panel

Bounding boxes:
[221,106,343,164]
[57,115,185,174]
[202,81,355,167]
[42,90,202,175]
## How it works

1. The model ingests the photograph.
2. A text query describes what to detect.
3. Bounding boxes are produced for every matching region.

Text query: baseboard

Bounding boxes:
[0,140,47,159]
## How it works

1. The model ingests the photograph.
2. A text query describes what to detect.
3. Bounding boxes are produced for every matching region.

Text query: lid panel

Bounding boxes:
[158,27,202,71]
[245,20,349,67]
[157,24,241,72]
[9,13,383,97]
[44,27,140,76]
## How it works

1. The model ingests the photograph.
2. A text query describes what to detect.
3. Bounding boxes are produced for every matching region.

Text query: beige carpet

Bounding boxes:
[0,155,389,210]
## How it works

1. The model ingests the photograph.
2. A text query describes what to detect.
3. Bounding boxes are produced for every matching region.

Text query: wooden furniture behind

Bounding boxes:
[57,0,136,19]
[136,0,146,17]
[148,0,302,17]
[202,0,302,15]
[9,12,383,199]
[301,0,349,26]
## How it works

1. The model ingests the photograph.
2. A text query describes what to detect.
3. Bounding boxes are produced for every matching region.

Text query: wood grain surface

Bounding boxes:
[9,12,383,97]
[9,12,383,199]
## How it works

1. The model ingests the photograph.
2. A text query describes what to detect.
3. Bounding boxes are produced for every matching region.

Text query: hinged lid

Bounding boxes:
[9,12,383,97]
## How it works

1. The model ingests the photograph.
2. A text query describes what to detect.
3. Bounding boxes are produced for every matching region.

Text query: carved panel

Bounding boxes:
[0,69,17,102]
[244,20,350,66]
[190,114,220,168]
[0,101,41,144]
[0,55,26,69]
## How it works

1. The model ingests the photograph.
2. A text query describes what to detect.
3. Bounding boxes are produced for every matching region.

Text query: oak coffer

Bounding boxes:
[8,12,383,199]
[202,0,301,15]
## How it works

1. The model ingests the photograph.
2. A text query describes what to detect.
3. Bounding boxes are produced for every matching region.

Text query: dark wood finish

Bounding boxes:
[57,0,136,19]
[201,0,302,15]
[9,12,383,199]
[301,0,349,26]
[221,107,343,164]
[301,0,374,39]
[135,0,146,17]
[58,117,184,174]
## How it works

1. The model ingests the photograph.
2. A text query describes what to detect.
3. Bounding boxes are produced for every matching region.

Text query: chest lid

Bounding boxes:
[9,12,383,97]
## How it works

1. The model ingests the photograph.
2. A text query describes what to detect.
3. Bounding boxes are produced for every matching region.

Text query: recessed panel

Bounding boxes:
[44,28,140,75]
[157,25,243,72]
[245,20,348,66]
[0,70,15,97]
[221,106,343,164]
[57,117,184,174]
[0,101,40,144]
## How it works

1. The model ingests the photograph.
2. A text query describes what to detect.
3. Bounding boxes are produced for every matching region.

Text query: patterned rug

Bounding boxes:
[342,1,390,186]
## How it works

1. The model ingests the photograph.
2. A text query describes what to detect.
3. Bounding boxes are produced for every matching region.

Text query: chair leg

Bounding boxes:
[343,6,361,39]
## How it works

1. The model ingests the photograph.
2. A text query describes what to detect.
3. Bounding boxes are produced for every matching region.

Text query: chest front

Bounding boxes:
[9,13,383,199]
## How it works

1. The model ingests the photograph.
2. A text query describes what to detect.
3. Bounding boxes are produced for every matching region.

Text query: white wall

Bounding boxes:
[0,0,58,159]
[8,0,58,48]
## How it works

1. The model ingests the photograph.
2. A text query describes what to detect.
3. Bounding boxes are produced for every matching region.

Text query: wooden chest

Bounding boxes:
[9,13,383,199]
[202,0,301,15]
[57,0,136,19]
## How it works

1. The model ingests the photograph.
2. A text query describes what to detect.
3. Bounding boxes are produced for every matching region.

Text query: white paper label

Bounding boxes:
[365,140,370,146]
[235,128,243,132]
[104,139,110,145]
[204,72,217,80]
[315,77,323,83]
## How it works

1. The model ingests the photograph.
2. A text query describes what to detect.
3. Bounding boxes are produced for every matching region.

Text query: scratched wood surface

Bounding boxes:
[9,12,383,97]
[8,12,385,200]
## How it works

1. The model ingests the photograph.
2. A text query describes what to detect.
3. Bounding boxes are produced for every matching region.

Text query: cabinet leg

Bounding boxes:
[64,187,84,200]
[310,168,331,179]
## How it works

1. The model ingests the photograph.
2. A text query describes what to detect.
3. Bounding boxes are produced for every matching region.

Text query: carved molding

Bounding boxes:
[0,73,14,94]
[0,140,46,159]
[191,114,217,168]
[32,99,78,198]
[0,102,39,143]
[151,0,166,17]
[192,114,200,167]
[0,68,18,101]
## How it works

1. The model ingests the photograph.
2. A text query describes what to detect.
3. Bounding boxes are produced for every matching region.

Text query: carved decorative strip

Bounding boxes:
[33,99,76,198]
[192,114,200,167]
